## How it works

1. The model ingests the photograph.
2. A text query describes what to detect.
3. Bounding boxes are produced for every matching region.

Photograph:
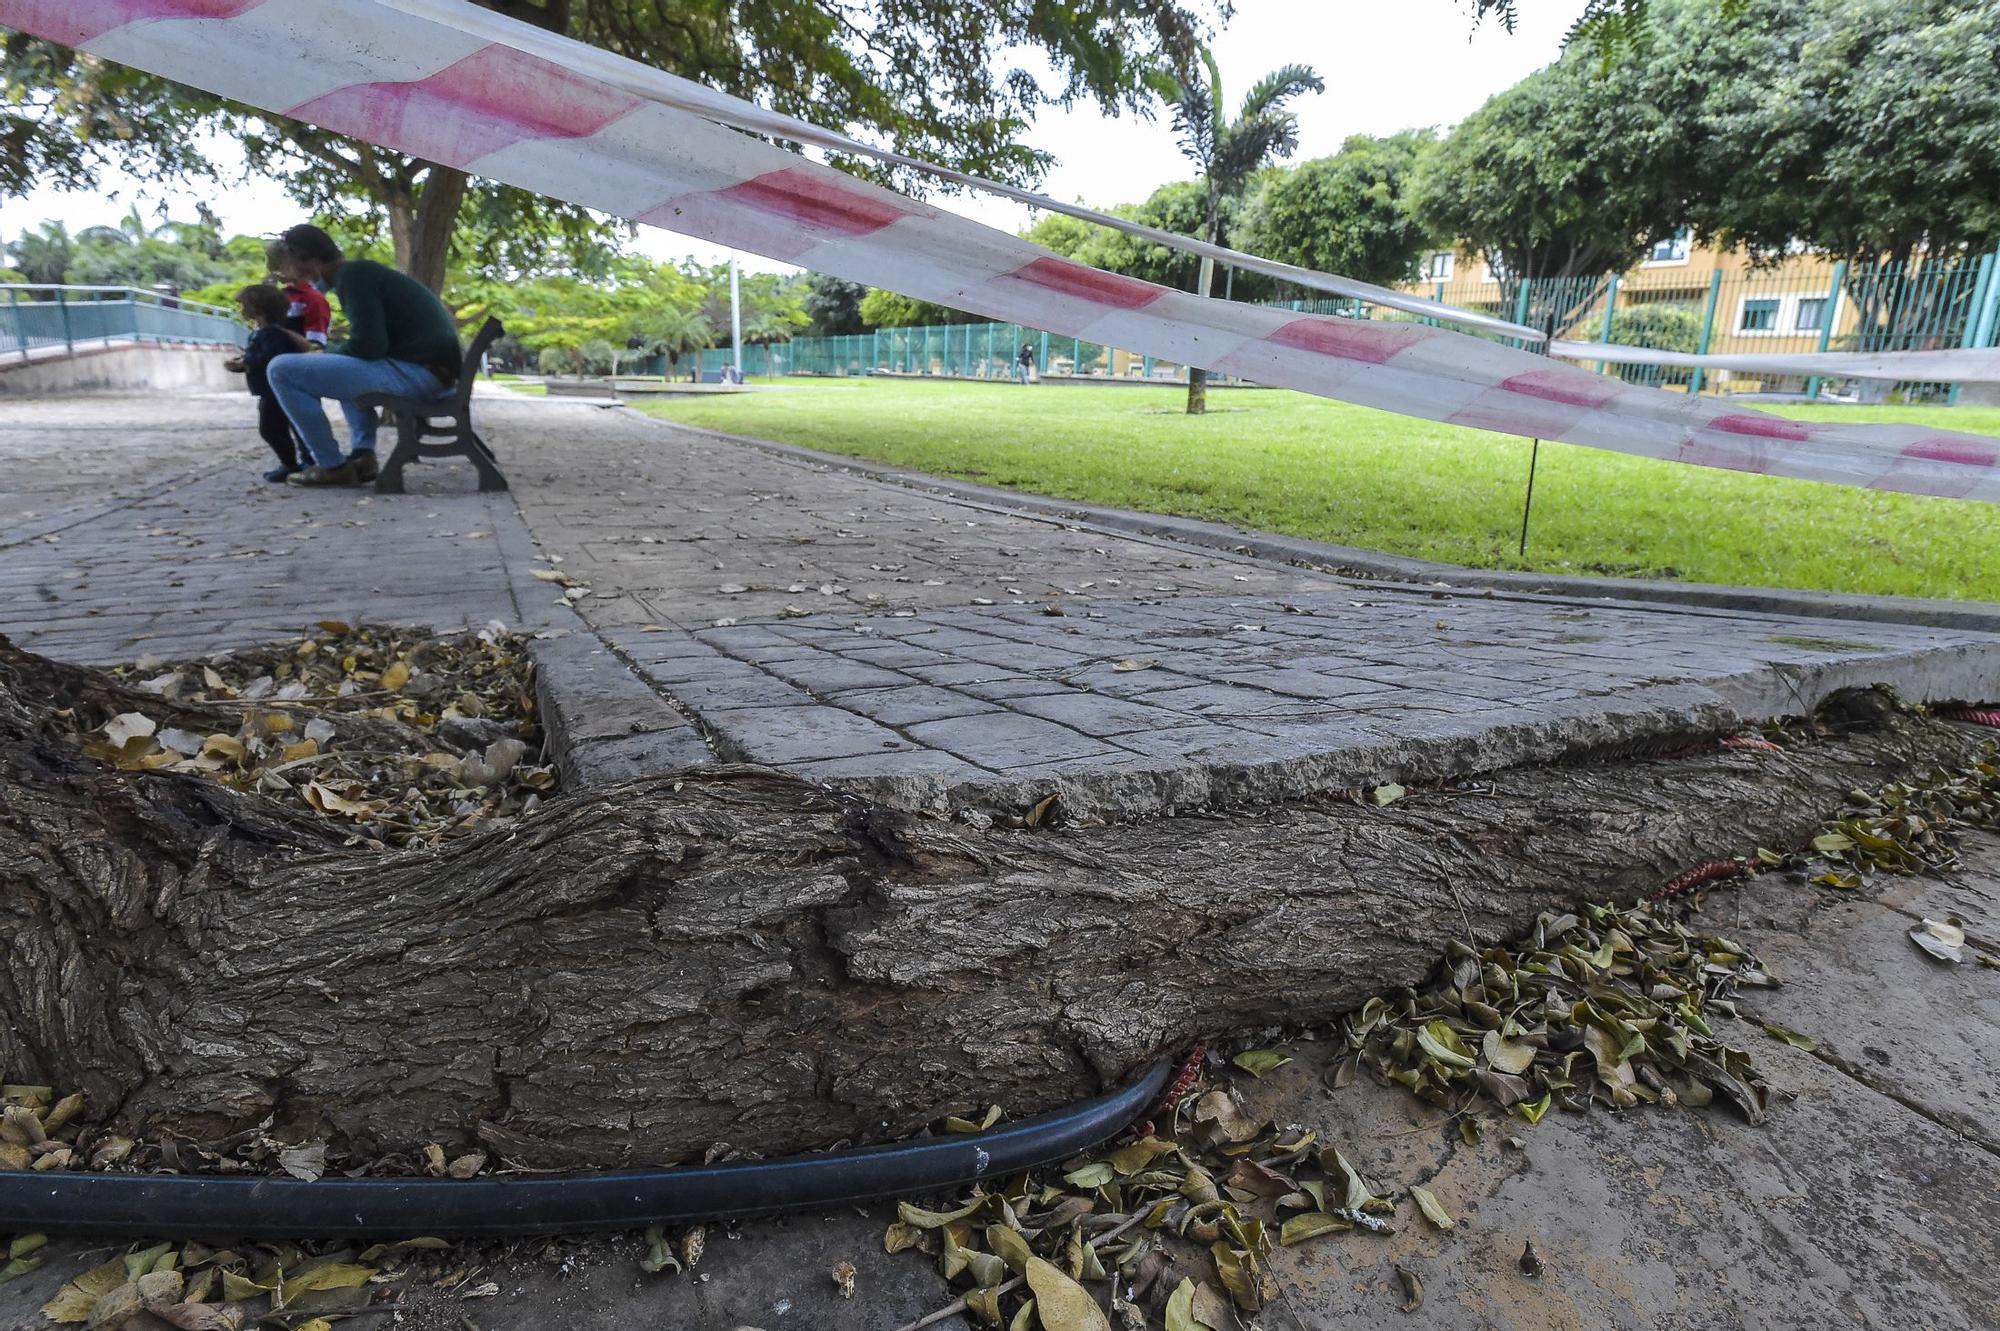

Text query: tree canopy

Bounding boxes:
[1683,0,2000,266]
[1409,37,1687,310]
[1234,131,1438,290]
[1417,0,2000,295]
[2,0,1222,291]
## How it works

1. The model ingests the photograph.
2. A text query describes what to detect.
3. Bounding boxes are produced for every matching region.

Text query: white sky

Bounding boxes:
[2,0,1587,275]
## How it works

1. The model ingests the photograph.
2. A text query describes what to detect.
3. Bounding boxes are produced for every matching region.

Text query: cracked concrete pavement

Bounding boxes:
[2,382,1998,1329]
[5,388,2000,817]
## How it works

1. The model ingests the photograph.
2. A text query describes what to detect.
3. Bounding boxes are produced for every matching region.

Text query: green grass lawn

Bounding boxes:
[633,379,2000,601]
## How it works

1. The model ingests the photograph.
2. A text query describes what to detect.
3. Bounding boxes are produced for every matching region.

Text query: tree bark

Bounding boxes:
[1186,222,1217,416]
[0,636,1978,1170]
[407,164,470,295]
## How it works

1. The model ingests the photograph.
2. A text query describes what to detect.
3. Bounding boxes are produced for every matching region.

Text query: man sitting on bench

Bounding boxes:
[266,224,462,487]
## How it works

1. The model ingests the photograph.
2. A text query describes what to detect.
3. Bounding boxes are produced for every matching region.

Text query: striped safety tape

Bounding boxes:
[1551,341,2000,383]
[11,0,1999,503]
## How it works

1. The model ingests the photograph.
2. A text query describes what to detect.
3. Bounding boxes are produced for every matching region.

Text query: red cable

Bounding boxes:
[1132,1041,1207,1138]
[1940,706,2000,729]
[1649,860,1745,903]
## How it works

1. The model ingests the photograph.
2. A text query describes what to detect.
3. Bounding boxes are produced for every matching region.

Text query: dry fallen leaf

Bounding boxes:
[1909,917,1967,964]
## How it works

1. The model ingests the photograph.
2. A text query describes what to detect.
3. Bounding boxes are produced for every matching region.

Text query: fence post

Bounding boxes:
[1806,260,1849,401]
[1688,269,1724,396]
[1951,253,1997,405]
[56,288,74,356]
[1073,335,1082,375]
[7,288,23,362]
[1510,282,1532,349]
[1594,274,1620,375]
[1974,247,2000,350]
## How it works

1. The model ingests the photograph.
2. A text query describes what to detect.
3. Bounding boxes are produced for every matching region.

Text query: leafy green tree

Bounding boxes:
[803,273,869,336]
[538,344,584,376]
[858,289,980,329]
[1152,51,1323,412]
[1235,131,1438,292]
[1026,180,1196,291]
[1683,0,2000,346]
[5,219,71,284]
[4,0,1217,291]
[1411,43,1690,335]
[630,304,717,379]
[0,37,214,195]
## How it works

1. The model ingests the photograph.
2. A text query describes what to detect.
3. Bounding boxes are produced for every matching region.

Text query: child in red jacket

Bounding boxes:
[272,238,333,347]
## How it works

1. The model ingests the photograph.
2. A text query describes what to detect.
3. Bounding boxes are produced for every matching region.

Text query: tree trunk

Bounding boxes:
[1187,259,1215,416]
[408,164,470,295]
[0,636,1977,1170]
[385,191,415,277]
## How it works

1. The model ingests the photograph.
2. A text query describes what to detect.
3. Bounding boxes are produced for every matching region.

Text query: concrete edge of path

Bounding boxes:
[489,504,721,786]
[811,650,2000,822]
[637,414,2000,634]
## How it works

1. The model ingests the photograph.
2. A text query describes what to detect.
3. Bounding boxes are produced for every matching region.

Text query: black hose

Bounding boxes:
[2,1063,1170,1239]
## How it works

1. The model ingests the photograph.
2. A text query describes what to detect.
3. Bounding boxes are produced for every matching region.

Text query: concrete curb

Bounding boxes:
[639,414,2000,633]
[484,487,718,787]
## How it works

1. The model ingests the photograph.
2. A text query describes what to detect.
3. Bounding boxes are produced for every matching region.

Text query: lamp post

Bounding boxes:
[729,255,743,380]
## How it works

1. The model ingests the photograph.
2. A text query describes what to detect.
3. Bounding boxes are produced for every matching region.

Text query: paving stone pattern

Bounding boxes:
[482,395,2000,811]
[7,390,2000,814]
[0,393,530,663]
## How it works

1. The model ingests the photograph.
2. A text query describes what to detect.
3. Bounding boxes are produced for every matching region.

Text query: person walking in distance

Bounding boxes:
[264,224,462,486]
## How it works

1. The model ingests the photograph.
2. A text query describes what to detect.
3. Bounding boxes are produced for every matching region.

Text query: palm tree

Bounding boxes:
[1155,52,1323,413]
[7,221,73,286]
[631,305,717,381]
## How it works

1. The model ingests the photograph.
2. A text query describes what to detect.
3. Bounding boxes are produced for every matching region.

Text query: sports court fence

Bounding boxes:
[672,249,2000,403]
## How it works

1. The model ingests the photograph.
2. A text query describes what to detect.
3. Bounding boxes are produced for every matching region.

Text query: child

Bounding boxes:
[268,239,332,347]
[226,284,315,482]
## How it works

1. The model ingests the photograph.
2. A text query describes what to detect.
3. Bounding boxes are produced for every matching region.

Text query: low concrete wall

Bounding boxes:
[0,342,237,396]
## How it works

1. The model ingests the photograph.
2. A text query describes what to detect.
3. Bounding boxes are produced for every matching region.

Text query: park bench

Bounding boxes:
[358,317,507,494]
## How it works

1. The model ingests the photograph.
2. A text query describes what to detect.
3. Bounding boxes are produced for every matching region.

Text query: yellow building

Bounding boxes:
[1412,232,1861,358]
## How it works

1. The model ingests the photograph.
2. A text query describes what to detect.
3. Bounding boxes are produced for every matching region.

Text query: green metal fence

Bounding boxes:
[638,249,2000,402]
[0,284,246,361]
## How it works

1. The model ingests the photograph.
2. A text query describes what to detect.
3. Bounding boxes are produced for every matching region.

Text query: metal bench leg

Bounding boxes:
[464,426,508,492]
[373,412,421,494]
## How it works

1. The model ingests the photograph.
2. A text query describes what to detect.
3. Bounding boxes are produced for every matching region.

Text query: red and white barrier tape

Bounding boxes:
[1551,341,2000,384]
[14,0,2000,503]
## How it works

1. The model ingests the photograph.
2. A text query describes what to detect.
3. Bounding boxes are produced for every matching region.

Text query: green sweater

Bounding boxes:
[331,259,461,372]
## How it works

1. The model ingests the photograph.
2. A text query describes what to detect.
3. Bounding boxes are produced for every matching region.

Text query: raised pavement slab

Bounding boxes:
[6,389,1999,821]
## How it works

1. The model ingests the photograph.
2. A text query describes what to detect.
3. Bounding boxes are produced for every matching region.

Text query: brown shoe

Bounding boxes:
[286,459,360,487]
[350,451,380,483]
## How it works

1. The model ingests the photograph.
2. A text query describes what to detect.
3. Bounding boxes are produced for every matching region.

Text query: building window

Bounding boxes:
[1646,230,1692,264]
[1740,298,1779,332]
[1794,297,1828,332]
[1423,251,1455,281]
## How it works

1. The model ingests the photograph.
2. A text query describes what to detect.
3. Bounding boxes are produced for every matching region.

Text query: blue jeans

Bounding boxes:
[266,353,446,468]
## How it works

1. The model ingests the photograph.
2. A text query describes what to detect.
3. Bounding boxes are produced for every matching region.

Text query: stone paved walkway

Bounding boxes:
[0,392,531,664]
[483,394,2000,812]
[5,389,2000,815]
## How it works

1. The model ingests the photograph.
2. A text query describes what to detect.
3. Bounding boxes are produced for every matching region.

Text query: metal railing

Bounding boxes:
[0,284,246,362]
[1425,250,2000,401]
[618,249,2000,402]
